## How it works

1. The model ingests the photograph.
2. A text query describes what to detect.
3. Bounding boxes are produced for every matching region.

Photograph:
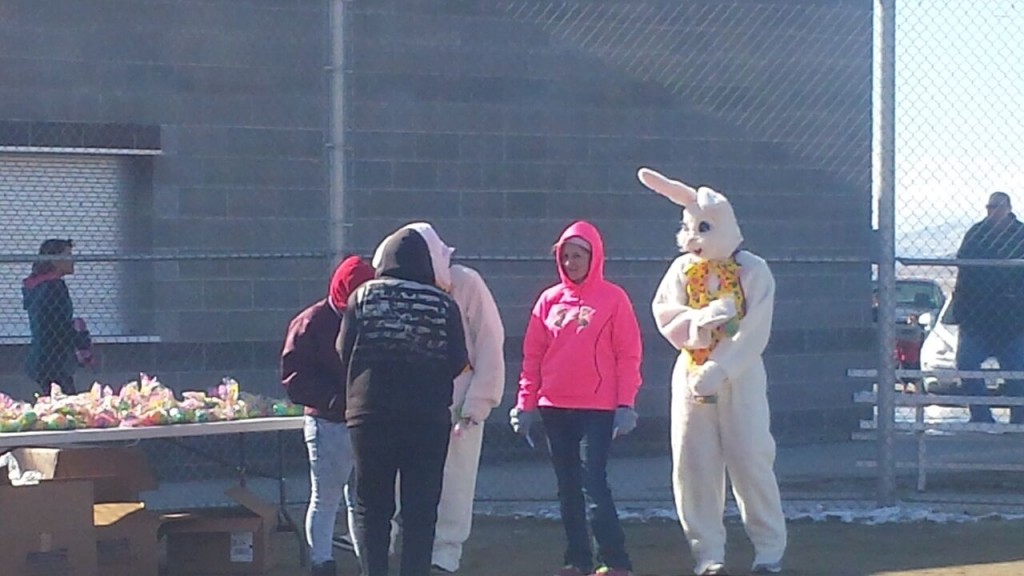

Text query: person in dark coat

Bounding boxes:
[951,192,1024,423]
[337,229,468,576]
[22,238,92,395]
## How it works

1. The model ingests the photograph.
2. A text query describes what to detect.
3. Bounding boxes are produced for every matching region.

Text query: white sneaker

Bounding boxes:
[697,562,727,575]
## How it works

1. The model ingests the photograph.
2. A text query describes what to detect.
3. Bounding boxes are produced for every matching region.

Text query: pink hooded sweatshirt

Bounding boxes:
[516,221,643,412]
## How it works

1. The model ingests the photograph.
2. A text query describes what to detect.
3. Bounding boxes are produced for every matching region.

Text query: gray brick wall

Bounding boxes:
[0,1,331,397]
[341,0,875,442]
[0,0,875,443]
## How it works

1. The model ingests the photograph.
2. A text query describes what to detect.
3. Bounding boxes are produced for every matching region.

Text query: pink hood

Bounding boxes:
[554,221,605,290]
[517,220,643,411]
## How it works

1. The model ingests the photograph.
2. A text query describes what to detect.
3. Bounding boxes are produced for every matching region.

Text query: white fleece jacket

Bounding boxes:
[448,264,506,422]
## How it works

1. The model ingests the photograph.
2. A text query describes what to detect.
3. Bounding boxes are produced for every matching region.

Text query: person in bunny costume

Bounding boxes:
[639,168,786,576]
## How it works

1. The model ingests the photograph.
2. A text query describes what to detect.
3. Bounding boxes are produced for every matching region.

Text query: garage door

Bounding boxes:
[0,153,127,338]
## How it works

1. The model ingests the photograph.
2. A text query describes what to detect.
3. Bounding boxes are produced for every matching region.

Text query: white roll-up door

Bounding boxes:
[0,153,126,338]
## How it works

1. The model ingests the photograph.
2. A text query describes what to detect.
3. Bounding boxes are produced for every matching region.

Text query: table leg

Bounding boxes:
[238,433,248,487]
[276,429,307,567]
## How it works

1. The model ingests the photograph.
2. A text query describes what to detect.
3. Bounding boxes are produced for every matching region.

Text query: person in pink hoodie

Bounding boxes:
[509,221,643,576]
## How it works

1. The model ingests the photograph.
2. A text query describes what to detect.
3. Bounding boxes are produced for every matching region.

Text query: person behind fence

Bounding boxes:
[338,228,468,576]
[949,191,1024,425]
[352,222,506,574]
[639,167,786,575]
[281,255,375,576]
[22,238,93,396]
[509,220,643,576]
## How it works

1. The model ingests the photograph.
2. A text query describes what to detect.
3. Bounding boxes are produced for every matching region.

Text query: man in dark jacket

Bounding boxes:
[951,192,1024,423]
[282,255,375,576]
[337,229,468,576]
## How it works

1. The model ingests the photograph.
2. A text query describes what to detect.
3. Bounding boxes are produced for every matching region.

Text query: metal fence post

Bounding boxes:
[327,0,348,261]
[873,0,898,506]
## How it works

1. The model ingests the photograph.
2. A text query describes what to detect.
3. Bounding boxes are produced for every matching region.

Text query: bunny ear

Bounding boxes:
[636,167,698,207]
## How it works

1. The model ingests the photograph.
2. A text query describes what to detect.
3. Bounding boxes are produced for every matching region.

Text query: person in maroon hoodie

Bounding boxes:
[281,255,375,576]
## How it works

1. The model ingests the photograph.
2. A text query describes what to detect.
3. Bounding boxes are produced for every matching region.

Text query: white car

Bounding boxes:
[918,297,1001,394]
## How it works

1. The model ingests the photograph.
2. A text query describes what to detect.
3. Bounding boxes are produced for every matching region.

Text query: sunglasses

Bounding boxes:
[986,203,1007,210]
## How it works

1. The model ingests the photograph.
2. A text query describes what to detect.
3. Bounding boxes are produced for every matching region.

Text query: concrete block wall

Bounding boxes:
[0,0,876,443]
[0,1,332,397]
[341,0,875,442]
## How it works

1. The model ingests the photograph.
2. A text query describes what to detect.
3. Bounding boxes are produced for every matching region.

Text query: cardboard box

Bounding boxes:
[94,502,160,576]
[0,478,98,576]
[10,446,156,503]
[162,486,279,575]
[0,446,160,576]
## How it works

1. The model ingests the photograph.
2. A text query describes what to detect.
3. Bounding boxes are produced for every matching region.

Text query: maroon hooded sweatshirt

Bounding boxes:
[281,256,375,422]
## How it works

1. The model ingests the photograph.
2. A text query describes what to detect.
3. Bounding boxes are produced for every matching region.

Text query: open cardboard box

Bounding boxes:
[0,478,98,576]
[2,446,161,576]
[161,486,279,575]
[95,501,161,576]
[10,445,157,502]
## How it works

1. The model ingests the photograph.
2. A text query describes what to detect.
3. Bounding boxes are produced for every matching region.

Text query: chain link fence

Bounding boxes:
[861,0,1024,502]
[0,0,873,505]
[888,0,1024,419]
[0,0,337,510]
[5,0,1023,513]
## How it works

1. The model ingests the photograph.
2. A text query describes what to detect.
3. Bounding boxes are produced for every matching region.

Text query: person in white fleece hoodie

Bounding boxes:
[347,222,506,574]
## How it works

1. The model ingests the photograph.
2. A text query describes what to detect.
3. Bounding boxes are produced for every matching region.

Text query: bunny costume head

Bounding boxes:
[637,167,743,261]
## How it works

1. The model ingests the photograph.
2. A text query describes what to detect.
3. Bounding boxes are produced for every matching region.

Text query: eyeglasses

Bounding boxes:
[986,203,1007,210]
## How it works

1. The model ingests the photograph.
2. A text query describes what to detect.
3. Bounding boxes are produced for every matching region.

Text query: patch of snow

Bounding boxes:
[474,501,1024,525]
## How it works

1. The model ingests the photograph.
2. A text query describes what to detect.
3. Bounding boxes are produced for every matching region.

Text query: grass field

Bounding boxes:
[260,514,1024,576]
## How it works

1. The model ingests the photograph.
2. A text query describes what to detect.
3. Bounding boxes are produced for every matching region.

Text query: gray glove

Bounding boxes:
[509,407,540,447]
[613,406,638,438]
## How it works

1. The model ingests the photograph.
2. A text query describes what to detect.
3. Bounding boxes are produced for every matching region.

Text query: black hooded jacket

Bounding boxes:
[952,213,1024,338]
[337,229,468,426]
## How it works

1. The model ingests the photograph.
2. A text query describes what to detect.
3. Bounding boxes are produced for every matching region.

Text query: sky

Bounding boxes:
[893,0,1024,256]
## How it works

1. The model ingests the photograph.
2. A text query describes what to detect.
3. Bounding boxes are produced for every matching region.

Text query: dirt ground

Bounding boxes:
[262,515,1024,576]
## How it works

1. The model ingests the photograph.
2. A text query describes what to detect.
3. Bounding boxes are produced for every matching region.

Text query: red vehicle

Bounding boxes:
[873,279,946,379]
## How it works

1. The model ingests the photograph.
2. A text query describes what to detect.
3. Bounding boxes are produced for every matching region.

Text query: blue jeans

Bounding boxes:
[539,407,631,572]
[957,331,1024,423]
[304,416,354,566]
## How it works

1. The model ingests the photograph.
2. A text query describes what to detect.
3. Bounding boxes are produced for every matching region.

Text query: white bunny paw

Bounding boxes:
[691,361,727,397]
[699,296,737,328]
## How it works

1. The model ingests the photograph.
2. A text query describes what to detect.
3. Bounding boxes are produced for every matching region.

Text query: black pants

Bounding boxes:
[350,420,451,576]
[540,407,631,572]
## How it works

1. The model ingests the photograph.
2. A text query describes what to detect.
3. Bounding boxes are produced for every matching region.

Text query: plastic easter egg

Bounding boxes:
[166,407,184,424]
[92,413,117,428]
[0,420,21,433]
[43,413,67,430]
[19,411,37,429]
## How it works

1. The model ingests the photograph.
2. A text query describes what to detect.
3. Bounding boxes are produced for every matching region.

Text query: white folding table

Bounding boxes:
[0,416,309,565]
